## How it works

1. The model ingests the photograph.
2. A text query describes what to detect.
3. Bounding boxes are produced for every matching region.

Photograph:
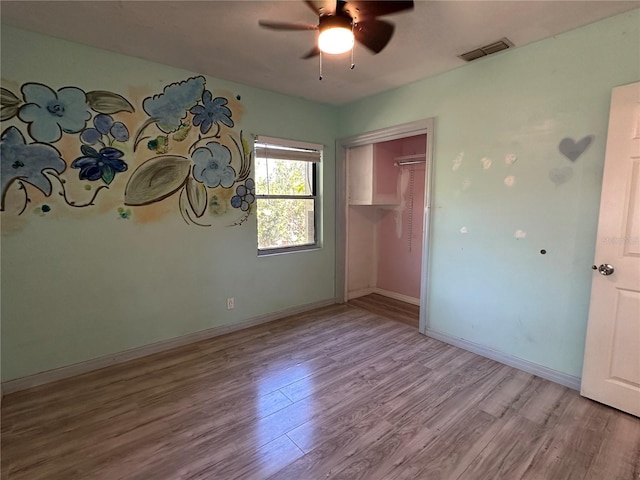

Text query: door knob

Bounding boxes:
[592,264,615,275]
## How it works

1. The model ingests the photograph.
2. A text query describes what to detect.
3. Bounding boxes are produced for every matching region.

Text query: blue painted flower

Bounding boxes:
[17,83,91,143]
[143,76,205,133]
[110,122,129,142]
[71,145,128,185]
[191,142,236,188]
[81,114,130,146]
[231,178,255,211]
[93,113,114,134]
[190,91,234,135]
[1,126,66,210]
[80,128,102,145]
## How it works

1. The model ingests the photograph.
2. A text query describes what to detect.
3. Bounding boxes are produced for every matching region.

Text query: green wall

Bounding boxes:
[0,26,338,381]
[2,9,639,384]
[339,9,640,377]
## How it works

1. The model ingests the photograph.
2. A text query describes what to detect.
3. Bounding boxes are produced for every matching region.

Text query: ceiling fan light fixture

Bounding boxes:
[318,16,354,54]
[319,27,354,54]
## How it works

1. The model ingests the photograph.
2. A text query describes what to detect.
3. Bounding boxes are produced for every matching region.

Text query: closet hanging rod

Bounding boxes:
[394,153,426,166]
[395,159,426,166]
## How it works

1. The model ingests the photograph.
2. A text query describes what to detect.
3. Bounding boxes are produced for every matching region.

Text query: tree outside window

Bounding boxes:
[254,138,320,254]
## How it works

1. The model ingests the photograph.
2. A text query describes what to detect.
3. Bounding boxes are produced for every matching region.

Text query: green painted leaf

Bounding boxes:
[101,165,115,185]
[0,104,19,121]
[124,155,191,206]
[81,144,98,156]
[1,88,20,107]
[87,90,135,114]
[241,136,251,157]
[186,176,208,217]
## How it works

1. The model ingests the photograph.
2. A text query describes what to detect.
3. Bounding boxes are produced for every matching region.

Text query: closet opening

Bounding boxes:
[335,119,434,334]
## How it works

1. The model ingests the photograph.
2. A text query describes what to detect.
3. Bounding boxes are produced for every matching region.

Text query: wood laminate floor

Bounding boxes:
[2,302,639,480]
[348,294,420,329]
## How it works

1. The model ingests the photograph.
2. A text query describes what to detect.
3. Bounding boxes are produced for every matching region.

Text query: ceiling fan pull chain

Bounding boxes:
[350,23,356,69]
[319,50,323,80]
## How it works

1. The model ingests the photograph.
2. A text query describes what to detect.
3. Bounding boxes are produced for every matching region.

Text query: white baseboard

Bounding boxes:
[347,288,374,300]
[425,328,582,391]
[373,288,420,306]
[347,288,420,307]
[2,299,335,395]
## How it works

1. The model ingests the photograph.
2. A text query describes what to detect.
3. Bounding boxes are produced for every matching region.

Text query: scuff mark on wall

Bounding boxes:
[481,157,492,170]
[452,152,464,171]
[505,153,517,165]
[514,229,527,239]
[504,175,515,187]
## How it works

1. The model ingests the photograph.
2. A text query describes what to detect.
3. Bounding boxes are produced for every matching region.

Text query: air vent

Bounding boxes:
[459,38,514,62]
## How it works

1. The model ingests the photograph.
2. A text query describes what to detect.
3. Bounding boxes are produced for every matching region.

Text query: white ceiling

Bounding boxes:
[2,1,638,105]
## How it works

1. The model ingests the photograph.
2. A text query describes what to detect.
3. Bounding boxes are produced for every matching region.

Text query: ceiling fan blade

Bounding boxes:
[301,45,321,59]
[354,19,394,54]
[345,1,413,20]
[304,1,336,16]
[258,20,318,31]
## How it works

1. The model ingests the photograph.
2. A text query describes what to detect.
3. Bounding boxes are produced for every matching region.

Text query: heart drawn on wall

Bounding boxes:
[558,135,594,162]
[549,166,574,185]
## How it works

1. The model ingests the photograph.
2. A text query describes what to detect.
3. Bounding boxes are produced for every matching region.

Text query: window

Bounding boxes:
[254,136,321,254]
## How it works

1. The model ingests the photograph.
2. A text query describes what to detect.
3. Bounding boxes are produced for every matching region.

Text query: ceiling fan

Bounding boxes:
[259,0,414,61]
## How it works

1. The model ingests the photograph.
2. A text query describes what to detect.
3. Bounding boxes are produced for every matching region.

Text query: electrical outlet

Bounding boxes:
[226,297,234,310]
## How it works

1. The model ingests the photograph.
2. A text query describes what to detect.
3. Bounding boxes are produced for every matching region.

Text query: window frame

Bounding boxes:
[254,136,322,256]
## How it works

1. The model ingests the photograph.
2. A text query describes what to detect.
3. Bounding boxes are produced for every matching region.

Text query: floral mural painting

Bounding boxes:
[71,146,128,185]
[0,126,66,213]
[192,142,236,188]
[18,84,92,143]
[133,76,205,149]
[190,91,234,136]
[0,75,254,230]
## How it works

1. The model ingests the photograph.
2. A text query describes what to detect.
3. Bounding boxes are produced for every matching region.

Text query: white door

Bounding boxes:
[581,82,640,417]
